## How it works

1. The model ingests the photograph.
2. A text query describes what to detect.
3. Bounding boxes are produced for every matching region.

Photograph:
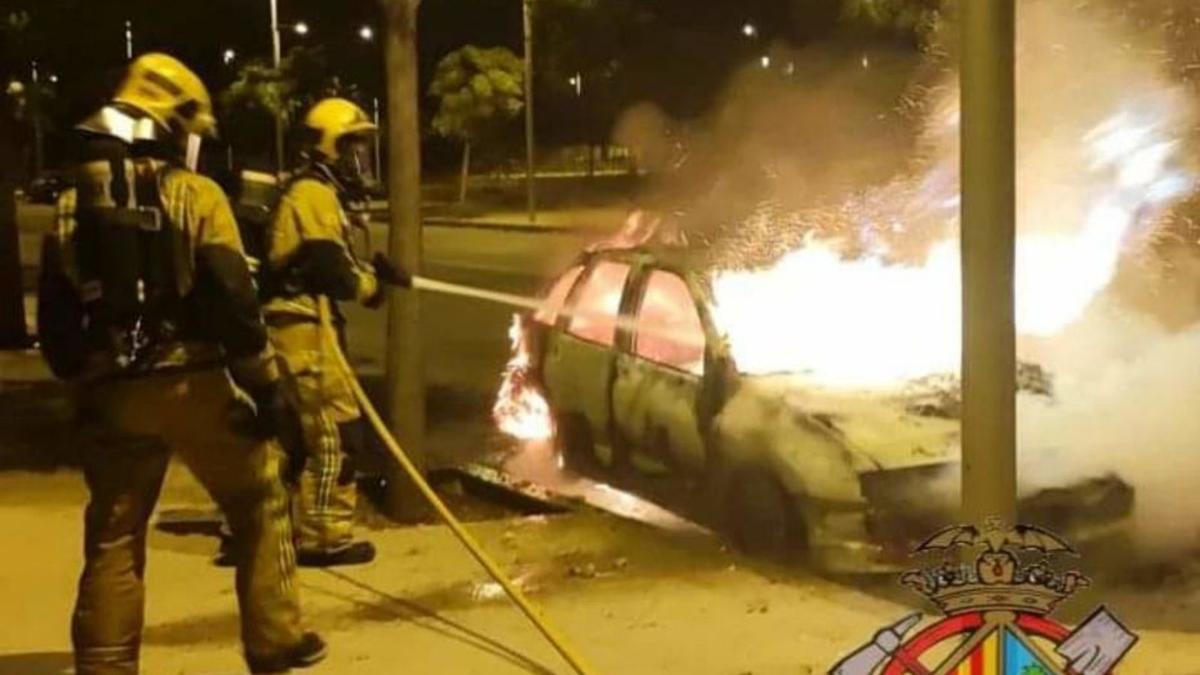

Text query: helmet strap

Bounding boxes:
[185,133,203,172]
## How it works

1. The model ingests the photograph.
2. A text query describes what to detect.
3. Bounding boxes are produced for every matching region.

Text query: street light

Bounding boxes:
[759,55,771,69]
[268,0,286,174]
[742,22,757,38]
[125,20,133,59]
[522,0,537,222]
[294,21,309,36]
[48,74,59,84]
[358,25,374,41]
[568,73,582,97]
[223,48,237,65]
[30,61,44,175]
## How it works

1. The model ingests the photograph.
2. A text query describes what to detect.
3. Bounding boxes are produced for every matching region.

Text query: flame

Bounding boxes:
[711,101,1194,388]
[494,314,555,441]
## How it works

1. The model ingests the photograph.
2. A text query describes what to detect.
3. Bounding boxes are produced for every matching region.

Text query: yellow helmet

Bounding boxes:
[303,98,377,160]
[114,53,217,138]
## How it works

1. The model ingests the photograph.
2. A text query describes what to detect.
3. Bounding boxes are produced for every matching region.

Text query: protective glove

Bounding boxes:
[371,252,412,289]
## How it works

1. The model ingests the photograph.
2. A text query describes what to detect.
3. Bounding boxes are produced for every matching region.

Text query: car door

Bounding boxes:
[612,268,708,475]
[541,259,634,444]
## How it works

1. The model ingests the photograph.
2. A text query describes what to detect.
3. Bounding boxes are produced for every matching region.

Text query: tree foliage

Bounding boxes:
[840,0,946,44]
[220,46,357,127]
[219,45,363,168]
[428,45,524,144]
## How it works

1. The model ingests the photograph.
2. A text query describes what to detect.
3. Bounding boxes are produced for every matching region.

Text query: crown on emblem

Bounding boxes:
[900,519,1090,616]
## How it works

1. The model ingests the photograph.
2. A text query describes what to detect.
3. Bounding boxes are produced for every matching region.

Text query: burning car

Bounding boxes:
[498,245,1133,573]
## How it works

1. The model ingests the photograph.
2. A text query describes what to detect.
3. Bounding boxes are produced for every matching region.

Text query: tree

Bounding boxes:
[428,46,524,202]
[380,0,426,519]
[220,46,362,171]
[840,0,947,46]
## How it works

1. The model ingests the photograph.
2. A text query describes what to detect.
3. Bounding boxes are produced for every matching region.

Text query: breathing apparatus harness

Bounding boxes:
[65,106,189,372]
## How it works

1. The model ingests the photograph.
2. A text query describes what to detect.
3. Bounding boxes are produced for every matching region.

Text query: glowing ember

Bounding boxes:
[494,315,555,441]
[711,98,1194,388]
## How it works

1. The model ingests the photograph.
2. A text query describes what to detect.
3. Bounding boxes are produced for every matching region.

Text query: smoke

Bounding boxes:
[1019,302,1200,558]
[599,1,1200,559]
[612,42,925,240]
[1004,1,1200,560]
[642,2,1200,556]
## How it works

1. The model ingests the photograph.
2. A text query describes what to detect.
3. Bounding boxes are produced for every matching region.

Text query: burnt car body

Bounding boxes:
[520,246,1132,572]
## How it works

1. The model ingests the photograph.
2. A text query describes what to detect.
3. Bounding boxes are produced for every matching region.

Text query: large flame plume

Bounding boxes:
[710,50,1194,387]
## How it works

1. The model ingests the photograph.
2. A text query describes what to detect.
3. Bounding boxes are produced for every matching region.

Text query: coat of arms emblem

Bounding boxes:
[830,519,1137,675]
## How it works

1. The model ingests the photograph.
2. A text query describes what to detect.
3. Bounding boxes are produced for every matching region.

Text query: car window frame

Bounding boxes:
[624,264,709,377]
[535,263,586,327]
[559,256,636,348]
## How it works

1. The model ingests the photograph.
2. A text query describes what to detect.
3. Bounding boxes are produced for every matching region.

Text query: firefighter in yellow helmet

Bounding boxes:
[263,97,409,567]
[37,53,325,674]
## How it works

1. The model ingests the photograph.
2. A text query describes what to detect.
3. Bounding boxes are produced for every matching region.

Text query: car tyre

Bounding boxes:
[727,466,802,561]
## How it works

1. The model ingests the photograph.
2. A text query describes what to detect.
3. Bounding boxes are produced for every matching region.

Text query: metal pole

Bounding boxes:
[373,96,383,181]
[30,62,43,177]
[125,20,133,60]
[960,0,1017,526]
[382,0,426,518]
[0,97,27,348]
[270,0,285,176]
[522,0,537,223]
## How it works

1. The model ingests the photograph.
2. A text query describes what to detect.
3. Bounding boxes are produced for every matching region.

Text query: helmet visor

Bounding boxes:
[334,135,375,185]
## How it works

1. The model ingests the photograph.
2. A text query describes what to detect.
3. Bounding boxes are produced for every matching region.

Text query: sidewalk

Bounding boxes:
[0,467,912,675]
[4,459,1200,674]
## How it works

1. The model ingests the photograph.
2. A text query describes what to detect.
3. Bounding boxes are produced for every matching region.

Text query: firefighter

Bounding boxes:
[38,53,325,674]
[263,97,408,567]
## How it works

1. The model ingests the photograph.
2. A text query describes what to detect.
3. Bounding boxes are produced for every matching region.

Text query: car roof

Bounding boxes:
[582,245,717,278]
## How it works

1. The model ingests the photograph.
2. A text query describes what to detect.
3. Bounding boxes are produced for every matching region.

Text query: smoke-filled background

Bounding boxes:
[613,0,1200,559]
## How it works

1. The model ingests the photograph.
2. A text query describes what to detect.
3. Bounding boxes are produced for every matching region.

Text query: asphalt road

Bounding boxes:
[343,221,597,392]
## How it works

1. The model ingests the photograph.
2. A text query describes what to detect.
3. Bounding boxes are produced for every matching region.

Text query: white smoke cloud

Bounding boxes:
[1013,1,1200,559]
[1020,300,1200,557]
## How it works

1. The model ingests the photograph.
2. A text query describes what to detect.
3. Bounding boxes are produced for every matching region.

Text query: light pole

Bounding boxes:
[522,0,536,223]
[29,61,43,177]
[125,20,133,59]
[269,0,285,175]
[569,73,591,175]
[960,0,1017,527]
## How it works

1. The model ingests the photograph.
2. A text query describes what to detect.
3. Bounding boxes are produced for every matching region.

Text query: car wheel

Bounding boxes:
[727,466,802,560]
[556,413,599,476]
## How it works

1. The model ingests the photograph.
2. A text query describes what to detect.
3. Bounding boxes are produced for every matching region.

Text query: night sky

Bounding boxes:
[2,0,850,169]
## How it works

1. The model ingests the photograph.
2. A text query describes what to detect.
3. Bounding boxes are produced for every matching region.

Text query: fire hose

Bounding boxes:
[315,296,597,675]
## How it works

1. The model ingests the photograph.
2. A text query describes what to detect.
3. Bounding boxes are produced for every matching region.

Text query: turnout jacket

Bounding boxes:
[263,168,380,320]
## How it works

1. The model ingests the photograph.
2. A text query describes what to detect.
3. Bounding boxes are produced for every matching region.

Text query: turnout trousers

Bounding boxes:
[268,315,362,555]
[71,368,304,675]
